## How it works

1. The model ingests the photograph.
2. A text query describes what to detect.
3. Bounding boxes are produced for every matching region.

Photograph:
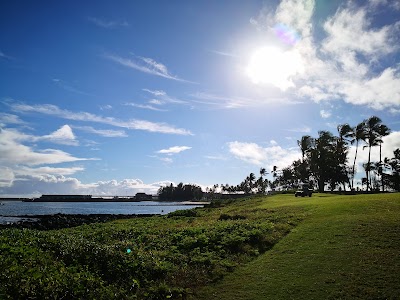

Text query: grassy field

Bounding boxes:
[195,193,400,300]
[1,193,399,299]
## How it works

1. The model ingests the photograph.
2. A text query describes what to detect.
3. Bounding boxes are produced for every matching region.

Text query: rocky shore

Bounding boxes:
[0,213,157,230]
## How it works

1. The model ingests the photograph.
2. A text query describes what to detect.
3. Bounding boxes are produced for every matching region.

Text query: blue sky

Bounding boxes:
[1,0,400,196]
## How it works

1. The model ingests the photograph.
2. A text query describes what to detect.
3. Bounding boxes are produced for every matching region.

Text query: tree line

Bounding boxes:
[159,116,399,201]
[219,115,399,193]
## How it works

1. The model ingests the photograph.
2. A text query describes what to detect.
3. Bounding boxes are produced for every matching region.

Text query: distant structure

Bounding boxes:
[27,193,154,202]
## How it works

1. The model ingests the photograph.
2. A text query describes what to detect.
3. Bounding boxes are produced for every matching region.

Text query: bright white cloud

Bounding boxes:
[157,146,192,155]
[9,102,193,135]
[40,125,78,145]
[0,127,94,166]
[228,141,301,169]
[252,0,400,111]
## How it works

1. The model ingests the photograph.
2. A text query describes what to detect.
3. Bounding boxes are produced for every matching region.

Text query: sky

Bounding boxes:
[1,0,400,197]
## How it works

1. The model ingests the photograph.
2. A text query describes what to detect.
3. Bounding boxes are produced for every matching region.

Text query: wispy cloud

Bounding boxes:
[88,17,129,29]
[73,126,128,137]
[142,89,188,105]
[208,49,238,58]
[124,102,168,112]
[52,78,93,96]
[0,50,13,60]
[320,110,331,119]
[9,102,193,135]
[142,89,166,97]
[286,126,311,133]
[105,53,194,83]
[157,146,192,155]
[191,92,301,109]
[0,113,26,126]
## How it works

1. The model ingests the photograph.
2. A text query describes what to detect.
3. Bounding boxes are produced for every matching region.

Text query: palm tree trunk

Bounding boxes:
[367,144,372,191]
[380,143,384,192]
[352,140,359,190]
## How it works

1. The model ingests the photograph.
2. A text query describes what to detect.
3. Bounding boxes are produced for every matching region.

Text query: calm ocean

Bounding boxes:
[0,201,204,224]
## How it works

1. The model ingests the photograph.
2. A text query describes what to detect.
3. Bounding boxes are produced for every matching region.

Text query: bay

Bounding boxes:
[0,201,204,224]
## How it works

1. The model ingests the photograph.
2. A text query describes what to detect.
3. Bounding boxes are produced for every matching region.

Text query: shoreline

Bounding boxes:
[0,213,158,230]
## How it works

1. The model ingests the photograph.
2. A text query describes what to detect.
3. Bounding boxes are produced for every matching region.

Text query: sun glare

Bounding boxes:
[246,46,304,91]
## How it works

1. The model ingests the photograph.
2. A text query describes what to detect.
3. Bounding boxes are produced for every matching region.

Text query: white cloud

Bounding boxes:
[9,102,193,135]
[0,167,14,187]
[88,17,129,29]
[228,141,301,169]
[320,110,331,119]
[40,125,78,146]
[157,146,192,155]
[252,0,400,111]
[0,127,95,166]
[0,176,174,197]
[73,126,128,137]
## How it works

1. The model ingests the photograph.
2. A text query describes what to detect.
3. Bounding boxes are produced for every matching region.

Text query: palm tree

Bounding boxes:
[336,123,354,190]
[377,124,391,191]
[362,116,388,191]
[350,122,365,190]
[297,135,313,162]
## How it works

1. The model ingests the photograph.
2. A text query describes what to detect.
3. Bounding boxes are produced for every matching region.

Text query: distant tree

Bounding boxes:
[158,183,203,201]
[383,148,400,191]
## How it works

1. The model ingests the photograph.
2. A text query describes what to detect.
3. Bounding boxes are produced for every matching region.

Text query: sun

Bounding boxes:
[246,46,304,91]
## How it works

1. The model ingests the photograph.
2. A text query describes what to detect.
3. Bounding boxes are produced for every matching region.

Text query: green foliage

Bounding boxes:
[0,197,303,299]
[158,183,204,201]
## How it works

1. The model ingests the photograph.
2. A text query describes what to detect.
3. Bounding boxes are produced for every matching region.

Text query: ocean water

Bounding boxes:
[0,201,203,224]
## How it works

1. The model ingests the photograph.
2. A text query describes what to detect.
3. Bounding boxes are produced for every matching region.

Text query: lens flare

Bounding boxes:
[126,248,132,253]
[273,23,301,46]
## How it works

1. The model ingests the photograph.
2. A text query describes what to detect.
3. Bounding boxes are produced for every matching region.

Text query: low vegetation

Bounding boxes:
[0,196,305,299]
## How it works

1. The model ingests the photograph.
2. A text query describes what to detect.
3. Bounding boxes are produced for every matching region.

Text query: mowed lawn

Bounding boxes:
[195,193,400,300]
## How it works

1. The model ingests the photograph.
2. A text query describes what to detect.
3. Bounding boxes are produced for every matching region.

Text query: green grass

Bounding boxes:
[194,193,400,300]
[1,193,399,299]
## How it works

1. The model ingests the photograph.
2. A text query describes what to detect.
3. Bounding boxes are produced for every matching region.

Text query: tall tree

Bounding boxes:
[335,124,354,190]
[377,124,391,191]
[362,116,389,191]
[350,122,365,190]
[308,131,337,192]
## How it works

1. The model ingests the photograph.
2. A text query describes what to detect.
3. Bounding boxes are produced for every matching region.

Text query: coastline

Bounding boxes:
[0,213,157,230]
